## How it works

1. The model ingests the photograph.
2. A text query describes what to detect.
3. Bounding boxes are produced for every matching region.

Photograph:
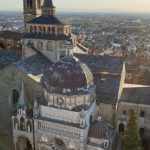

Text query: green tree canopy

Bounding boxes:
[122,109,142,150]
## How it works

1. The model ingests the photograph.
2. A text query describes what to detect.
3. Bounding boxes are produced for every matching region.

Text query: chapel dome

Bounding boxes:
[44,56,94,95]
[88,120,109,139]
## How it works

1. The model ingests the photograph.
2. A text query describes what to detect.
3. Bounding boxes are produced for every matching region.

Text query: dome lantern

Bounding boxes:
[41,0,56,16]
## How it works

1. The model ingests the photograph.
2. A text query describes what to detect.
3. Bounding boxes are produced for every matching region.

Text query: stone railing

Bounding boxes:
[37,124,81,140]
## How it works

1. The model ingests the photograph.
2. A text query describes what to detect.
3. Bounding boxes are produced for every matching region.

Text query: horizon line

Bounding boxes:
[0,8,150,14]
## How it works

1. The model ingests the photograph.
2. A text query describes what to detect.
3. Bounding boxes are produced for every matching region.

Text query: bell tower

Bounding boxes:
[23,0,43,23]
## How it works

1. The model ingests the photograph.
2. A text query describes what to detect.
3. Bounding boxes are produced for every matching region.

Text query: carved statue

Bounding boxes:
[80,109,86,128]
[15,123,18,130]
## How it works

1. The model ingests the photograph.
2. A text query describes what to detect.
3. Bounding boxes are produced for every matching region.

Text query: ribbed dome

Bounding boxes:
[44,56,93,95]
[88,121,109,139]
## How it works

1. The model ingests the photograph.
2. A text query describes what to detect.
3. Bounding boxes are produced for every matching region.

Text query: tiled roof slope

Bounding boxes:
[0,49,21,70]
[121,87,150,105]
[22,33,68,40]
[14,53,52,76]
[27,15,68,25]
[75,54,124,105]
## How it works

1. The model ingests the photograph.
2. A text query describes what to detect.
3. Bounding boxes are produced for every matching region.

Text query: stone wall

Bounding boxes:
[0,65,43,150]
[96,103,115,126]
[22,38,66,63]
[117,102,150,138]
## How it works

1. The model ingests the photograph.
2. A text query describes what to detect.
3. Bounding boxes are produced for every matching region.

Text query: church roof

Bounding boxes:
[42,0,55,8]
[75,54,124,105]
[0,49,21,70]
[11,52,124,105]
[121,87,150,105]
[14,53,52,82]
[27,15,69,25]
[22,33,68,40]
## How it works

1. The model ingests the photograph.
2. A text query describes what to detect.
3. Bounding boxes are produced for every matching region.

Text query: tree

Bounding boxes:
[122,109,142,150]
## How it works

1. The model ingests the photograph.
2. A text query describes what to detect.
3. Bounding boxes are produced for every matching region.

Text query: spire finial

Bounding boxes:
[17,82,26,106]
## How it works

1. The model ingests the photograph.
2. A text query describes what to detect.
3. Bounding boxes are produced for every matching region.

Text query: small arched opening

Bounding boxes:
[90,115,93,123]
[58,27,60,34]
[20,117,25,131]
[43,27,46,34]
[30,26,33,33]
[37,41,43,50]
[27,0,33,9]
[13,118,19,130]
[119,123,125,133]
[34,26,37,33]
[140,111,145,117]
[52,27,55,34]
[140,128,145,136]
[27,120,32,132]
[123,110,127,115]
[39,26,42,33]
[47,27,51,34]
[47,41,53,51]
[12,89,19,105]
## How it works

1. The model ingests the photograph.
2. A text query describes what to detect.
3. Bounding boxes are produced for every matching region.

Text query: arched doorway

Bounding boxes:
[51,138,67,150]
[16,136,32,150]
[119,123,125,133]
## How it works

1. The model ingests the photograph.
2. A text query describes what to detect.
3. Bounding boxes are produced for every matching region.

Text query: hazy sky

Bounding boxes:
[1,0,150,12]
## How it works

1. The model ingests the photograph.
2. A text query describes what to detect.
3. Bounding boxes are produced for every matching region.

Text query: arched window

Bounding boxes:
[30,26,33,33]
[28,40,34,48]
[119,123,125,133]
[140,128,145,136]
[140,111,145,117]
[61,28,63,34]
[37,41,43,50]
[27,120,32,132]
[47,27,51,34]
[47,41,53,51]
[60,41,65,49]
[43,27,46,34]
[123,110,127,115]
[39,26,42,33]
[38,0,41,9]
[20,117,25,131]
[12,89,19,105]
[52,27,55,34]
[34,26,37,33]
[58,28,60,34]
[13,118,19,130]
[27,0,33,9]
